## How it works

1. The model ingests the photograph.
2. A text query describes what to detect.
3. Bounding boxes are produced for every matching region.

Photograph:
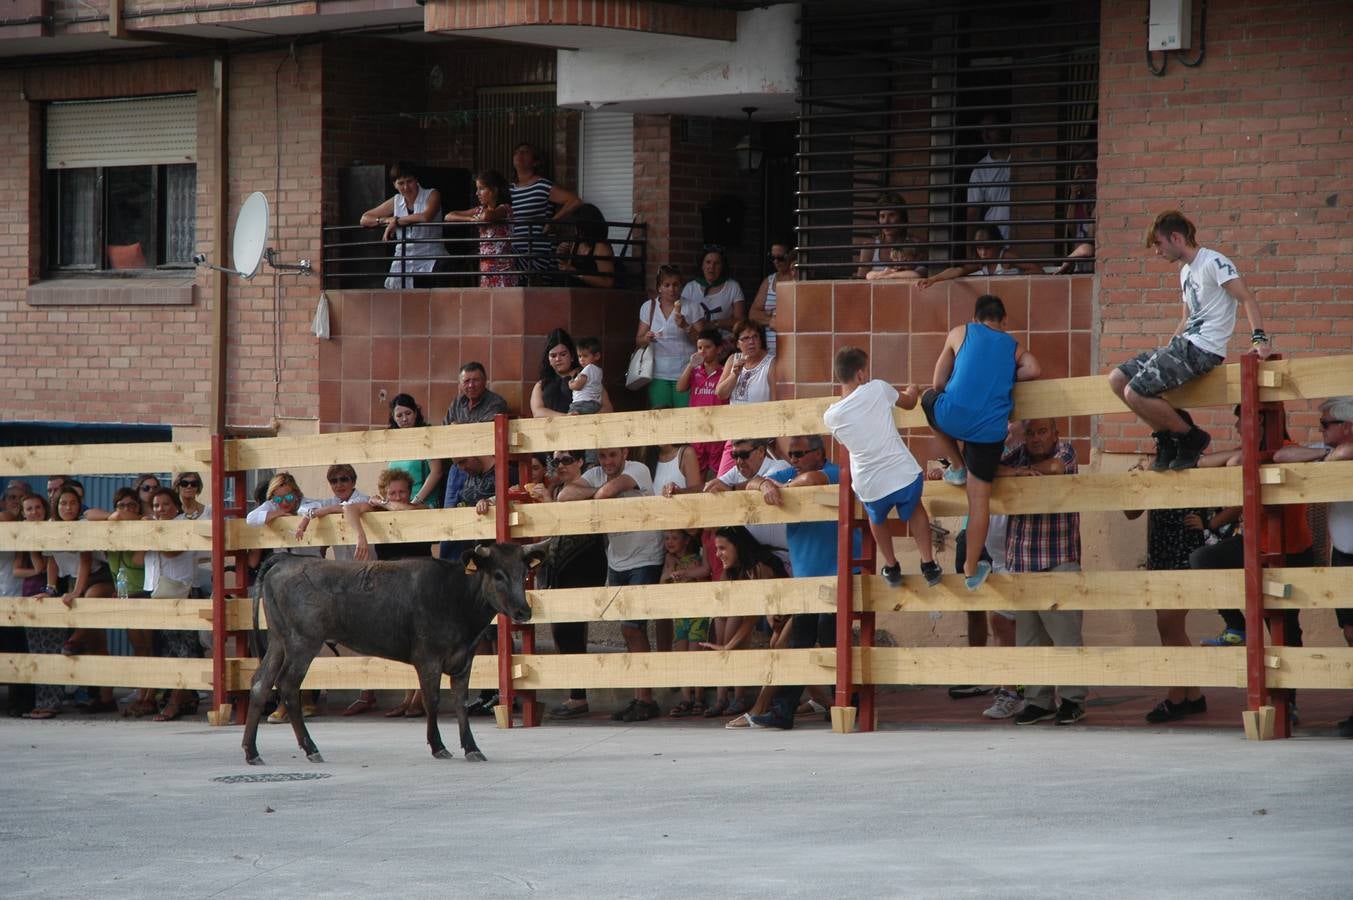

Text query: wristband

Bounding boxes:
[1251,329,1269,344]
[45,584,58,594]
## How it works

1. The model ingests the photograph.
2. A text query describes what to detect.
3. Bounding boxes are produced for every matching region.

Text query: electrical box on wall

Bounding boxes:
[1149,0,1193,51]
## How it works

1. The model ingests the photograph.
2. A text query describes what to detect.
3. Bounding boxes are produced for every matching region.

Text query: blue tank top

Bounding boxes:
[933,322,1016,443]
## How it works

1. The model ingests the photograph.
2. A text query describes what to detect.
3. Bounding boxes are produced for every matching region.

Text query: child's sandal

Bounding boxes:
[668,700,695,718]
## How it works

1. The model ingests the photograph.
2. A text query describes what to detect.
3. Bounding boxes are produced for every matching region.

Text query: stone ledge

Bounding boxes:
[26,278,197,307]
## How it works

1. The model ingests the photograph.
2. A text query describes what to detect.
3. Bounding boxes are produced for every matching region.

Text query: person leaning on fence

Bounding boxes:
[556,447,666,723]
[1123,410,1215,724]
[997,418,1087,727]
[360,161,443,290]
[536,449,608,721]
[659,528,712,718]
[1109,210,1271,473]
[0,484,36,717]
[509,142,583,280]
[443,169,520,288]
[143,487,205,722]
[555,204,617,289]
[386,393,445,511]
[914,224,1039,289]
[920,293,1041,591]
[1272,398,1353,736]
[104,487,157,718]
[1190,404,1312,662]
[742,434,859,730]
[15,492,64,718]
[824,347,944,591]
[47,485,115,682]
[749,240,796,355]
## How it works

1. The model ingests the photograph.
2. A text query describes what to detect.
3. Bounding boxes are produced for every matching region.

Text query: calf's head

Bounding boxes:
[463,542,543,624]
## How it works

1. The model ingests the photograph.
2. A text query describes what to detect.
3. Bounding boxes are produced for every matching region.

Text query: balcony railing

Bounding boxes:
[320,217,647,291]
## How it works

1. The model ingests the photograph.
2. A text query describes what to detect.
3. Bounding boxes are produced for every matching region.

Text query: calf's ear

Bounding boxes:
[460,549,480,572]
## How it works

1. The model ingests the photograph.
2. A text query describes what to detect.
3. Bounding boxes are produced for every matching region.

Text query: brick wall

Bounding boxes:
[1095,0,1353,453]
[425,0,736,41]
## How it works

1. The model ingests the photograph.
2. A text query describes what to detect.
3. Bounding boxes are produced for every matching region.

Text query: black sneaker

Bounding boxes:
[1054,700,1085,726]
[1013,704,1056,725]
[1149,431,1178,472]
[622,699,661,722]
[1336,715,1353,738]
[1187,695,1208,715]
[1169,426,1212,470]
[880,563,903,588]
[948,685,993,700]
[1145,699,1189,723]
[611,699,639,721]
[920,561,943,588]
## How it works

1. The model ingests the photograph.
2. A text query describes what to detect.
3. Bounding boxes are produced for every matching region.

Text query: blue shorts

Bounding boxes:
[861,473,924,526]
[608,564,664,629]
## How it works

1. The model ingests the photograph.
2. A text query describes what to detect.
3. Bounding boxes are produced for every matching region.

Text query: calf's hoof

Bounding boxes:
[245,754,264,766]
[464,750,487,762]
[306,751,325,763]
[432,748,454,760]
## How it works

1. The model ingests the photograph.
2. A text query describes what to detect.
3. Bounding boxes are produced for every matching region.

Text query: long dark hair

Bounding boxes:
[388,393,428,429]
[714,526,787,580]
[474,169,510,207]
[537,329,578,386]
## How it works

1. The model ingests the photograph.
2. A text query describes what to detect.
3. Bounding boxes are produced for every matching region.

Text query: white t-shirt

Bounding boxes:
[719,455,792,562]
[572,363,604,405]
[967,153,1010,240]
[1179,247,1241,357]
[580,461,665,571]
[145,514,199,591]
[823,379,924,503]
[639,299,697,381]
[680,280,745,327]
[316,491,368,560]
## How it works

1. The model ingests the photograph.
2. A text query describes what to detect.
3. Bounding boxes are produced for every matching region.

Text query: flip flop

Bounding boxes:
[342,697,376,716]
[724,712,754,729]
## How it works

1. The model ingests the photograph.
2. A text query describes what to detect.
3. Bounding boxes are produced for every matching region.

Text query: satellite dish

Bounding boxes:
[232,192,269,279]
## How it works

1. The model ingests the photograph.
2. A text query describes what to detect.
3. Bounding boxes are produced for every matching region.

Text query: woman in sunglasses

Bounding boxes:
[133,473,162,517]
[174,472,210,522]
[748,241,796,358]
[293,464,367,562]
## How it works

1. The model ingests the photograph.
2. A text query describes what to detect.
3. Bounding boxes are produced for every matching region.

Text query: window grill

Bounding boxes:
[796,0,1100,279]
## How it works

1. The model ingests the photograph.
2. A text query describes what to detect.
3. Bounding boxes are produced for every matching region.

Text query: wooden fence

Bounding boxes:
[2,353,1352,739]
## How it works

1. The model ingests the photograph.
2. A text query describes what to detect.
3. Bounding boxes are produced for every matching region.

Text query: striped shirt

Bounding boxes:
[1002,441,1080,572]
[509,178,555,270]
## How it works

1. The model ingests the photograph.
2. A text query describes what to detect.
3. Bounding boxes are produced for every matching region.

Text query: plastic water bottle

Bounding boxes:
[115,568,129,599]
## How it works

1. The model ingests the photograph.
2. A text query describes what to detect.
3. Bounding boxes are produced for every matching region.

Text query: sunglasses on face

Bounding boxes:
[730,448,763,461]
[271,492,297,505]
[551,455,578,466]
[177,479,202,489]
[139,485,158,492]
[328,475,354,485]
[787,449,817,460]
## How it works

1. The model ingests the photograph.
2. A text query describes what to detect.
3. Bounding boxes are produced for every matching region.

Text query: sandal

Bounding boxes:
[690,701,706,716]
[726,697,750,716]
[24,708,59,719]
[342,696,377,716]
[724,712,754,729]
[153,703,183,722]
[384,699,411,718]
[267,706,291,724]
[703,700,728,719]
[124,700,158,718]
[668,700,695,718]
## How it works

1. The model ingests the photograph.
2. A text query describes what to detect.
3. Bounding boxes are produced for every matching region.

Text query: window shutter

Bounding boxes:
[579,110,634,240]
[46,94,197,169]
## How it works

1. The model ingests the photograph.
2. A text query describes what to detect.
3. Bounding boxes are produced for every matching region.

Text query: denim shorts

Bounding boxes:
[608,563,664,628]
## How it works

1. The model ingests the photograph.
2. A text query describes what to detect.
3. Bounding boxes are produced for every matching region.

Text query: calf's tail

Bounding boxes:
[250,553,288,658]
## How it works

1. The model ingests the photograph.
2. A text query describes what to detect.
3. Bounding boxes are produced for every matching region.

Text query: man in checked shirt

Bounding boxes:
[997,418,1087,727]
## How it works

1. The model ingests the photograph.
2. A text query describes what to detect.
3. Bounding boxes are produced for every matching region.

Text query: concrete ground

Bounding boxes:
[2,694,1349,899]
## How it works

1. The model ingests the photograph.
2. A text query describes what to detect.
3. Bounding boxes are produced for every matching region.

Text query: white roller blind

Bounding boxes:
[46,94,197,169]
[579,110,634,242]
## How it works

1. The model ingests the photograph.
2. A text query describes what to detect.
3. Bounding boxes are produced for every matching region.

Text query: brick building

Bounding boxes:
[0,0,1349,457]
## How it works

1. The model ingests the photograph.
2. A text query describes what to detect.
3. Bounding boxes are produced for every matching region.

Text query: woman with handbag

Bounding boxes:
[633,265,696,409]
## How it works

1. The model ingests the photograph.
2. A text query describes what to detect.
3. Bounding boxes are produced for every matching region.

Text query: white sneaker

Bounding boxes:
[983,689,1025,719]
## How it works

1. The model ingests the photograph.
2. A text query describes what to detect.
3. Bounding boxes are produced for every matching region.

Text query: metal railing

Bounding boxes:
[320,216,647,291]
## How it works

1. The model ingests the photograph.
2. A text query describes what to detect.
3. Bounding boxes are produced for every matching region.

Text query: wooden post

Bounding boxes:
[833,444,855,733]
[492,413,516,728]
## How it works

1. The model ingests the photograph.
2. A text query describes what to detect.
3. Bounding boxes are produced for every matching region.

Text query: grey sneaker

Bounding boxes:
[983,689,1025,719]
[880,563,903,588]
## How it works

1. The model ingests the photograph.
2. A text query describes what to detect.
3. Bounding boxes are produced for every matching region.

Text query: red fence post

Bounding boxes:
[210,434,228,712]
[491,413,517,728]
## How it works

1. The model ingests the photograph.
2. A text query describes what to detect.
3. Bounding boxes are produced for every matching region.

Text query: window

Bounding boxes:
[43,94,197,274]
[796,0,1100,278]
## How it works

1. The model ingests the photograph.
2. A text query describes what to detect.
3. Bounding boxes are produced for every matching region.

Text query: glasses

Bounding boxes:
[271,492,297,505]
[737,334,759,343]
[730,448,763,461]
[139,484,158,493]
[787,449,818,460]
[177,479,202,489]
[328,475,354,485]
[551,455,578,466]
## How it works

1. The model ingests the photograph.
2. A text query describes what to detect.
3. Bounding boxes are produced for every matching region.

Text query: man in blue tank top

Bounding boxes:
[920,295,1042,590]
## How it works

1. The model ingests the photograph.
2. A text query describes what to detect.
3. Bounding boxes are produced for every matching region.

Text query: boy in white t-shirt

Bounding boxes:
[568,336,604,415]
[1110,210,1271,472]
[823,346,943,589]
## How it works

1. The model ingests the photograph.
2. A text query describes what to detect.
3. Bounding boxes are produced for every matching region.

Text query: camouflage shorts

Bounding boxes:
[1117,334,1223,398]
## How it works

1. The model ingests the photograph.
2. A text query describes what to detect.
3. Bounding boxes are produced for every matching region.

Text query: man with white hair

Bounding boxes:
[1274,396,1353,737]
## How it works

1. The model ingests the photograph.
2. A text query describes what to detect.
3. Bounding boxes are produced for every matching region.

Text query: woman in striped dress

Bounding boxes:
[508,143,582,281]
